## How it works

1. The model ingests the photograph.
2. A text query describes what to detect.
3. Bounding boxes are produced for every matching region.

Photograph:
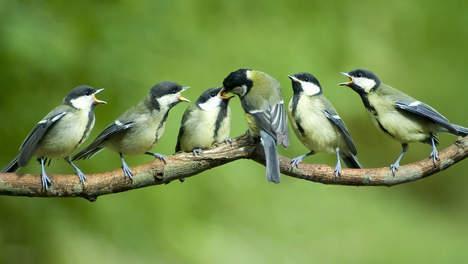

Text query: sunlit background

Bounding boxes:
[0,1,467,263]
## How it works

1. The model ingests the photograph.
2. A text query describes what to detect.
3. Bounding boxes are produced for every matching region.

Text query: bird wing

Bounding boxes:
[175,107,193,152]
[394,100,457,133]
[18,110,68,166]
[72,120,135,160]
[323,109,357,155]
[247,101,289,147]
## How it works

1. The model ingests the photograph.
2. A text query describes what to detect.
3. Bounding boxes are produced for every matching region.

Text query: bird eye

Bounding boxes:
[356,72,363,78]
[85,90,93,96]
[210,92,217,97]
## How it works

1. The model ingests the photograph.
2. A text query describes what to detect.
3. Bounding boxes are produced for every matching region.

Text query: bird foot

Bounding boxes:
[334,163,342,177]
[430,149,439,166]
[152,153,167,164]
[290,156,304,168]
[389,162,400,177]
[75,169,87,184]
[224,138,233,146]
[192,148,203,157]
[41,172,52,190]
[121,164,134,180]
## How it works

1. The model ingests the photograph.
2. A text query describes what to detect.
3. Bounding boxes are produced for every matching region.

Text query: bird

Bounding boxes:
[1,86,106,189]
[220,69,289,183]
[288,73,362,176]
[73,81,190,179]
[175,87,232,156]
[339,69,468,175]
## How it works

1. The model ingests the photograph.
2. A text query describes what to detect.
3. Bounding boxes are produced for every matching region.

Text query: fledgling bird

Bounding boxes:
[340,69,468,175]
[73,82,190,179]
[288,73,362,176]
[1,86,106,189]
[220,69,289,183]
[175,87,232,156]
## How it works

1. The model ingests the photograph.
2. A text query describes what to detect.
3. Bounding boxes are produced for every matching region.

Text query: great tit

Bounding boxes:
[175,87,232,156]
[340,69,468,175]
[1,86,106,189]
[73,82,189,179]
[220,69,289,183]
[288,73,362,176]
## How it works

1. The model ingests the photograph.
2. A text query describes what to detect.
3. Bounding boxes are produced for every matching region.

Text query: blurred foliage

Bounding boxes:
[0,0,467,263]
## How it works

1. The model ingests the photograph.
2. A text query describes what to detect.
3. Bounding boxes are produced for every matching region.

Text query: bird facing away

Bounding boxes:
[1,86,106,189]
[176,87,232,156]
[73,82,190,179]
[340,69,468,175]
[288,73,362,176]
[220,69,289,183]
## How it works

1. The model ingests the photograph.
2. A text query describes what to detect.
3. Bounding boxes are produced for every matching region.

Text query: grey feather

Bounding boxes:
[323,109,358,155]
[18,111,68,166]
[247,101,289,147]
[1,154,20,173]
[452,124,468,136]
[260,130,280,183]
[341,153,362,169]
[394,100,460,135]
[73,120,134,160]
[175,108,192,152]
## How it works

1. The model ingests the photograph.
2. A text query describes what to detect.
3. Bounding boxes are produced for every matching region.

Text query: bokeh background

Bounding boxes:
[0,0,467,263]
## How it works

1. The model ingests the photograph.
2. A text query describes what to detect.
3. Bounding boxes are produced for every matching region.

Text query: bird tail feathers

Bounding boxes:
[260,131,280,184]
[451,124,468,137]
[342,153,363,169]
[72,146,103,161]
[1,155,20,173]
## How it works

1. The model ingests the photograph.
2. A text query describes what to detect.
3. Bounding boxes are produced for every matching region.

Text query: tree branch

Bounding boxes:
[1,134,467,201]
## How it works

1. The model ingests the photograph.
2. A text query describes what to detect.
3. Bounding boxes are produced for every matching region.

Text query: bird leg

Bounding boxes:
[429,136,439,166]
[38,157,52,190]
[119,153,134,180]
[65,157,87,184]
[290,151,314,168]
[390,143,408,176]
[334,148,342,177]
[192,148,203,157]
[145,152,167,164]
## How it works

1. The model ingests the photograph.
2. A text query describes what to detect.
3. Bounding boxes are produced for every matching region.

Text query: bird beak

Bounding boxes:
[93,88,107,104]
[219,87,234,99]
[178,86,190,102]
[218,88,233,100]
[339,72,353,87]
[288,75,299,82]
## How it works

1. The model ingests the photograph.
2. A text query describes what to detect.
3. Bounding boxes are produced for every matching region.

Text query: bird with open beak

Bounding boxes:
[73,82,190,179]
[340,69,467,175]
[2,86,106,189]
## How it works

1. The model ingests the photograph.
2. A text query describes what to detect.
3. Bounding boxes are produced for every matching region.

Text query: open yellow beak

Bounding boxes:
[93,88,107,104]
[218,88,234,100]
[178,96,190,102]
[178,86,191,102]
[339,72,353,86]
[219,88,234,99]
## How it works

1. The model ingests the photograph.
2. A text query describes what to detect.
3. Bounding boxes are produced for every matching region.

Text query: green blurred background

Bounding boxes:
[0,0,467,263]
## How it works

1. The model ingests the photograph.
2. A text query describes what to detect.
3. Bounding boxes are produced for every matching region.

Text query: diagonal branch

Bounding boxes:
[0,135,466,201]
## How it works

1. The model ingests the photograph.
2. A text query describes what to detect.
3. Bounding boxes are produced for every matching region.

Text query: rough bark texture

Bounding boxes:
[0,135,466,201]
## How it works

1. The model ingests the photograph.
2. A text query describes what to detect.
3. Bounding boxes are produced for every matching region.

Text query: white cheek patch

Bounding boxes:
[199,96,222,111]
[353,77,376,93]
[70,95,94,110]
[233,85,248,96]
[157,93,179,106]
[299,80,321,96]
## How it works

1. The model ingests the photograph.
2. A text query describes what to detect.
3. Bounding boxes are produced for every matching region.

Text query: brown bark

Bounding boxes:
[0,135,466,201]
